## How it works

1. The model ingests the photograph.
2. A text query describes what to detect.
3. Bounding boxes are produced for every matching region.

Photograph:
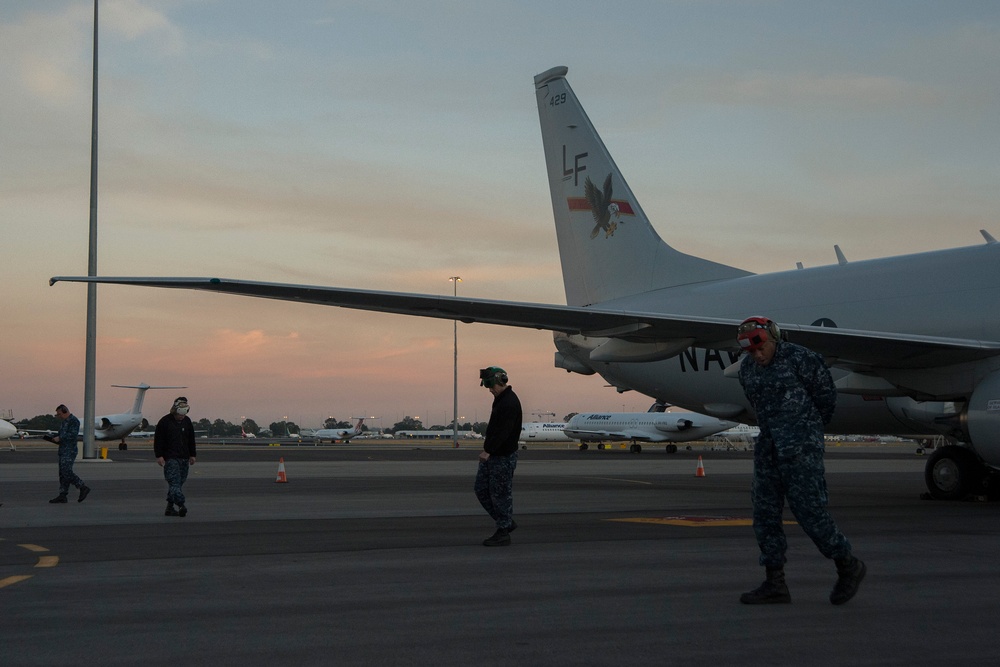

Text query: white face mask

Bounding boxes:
[176,406,190,416]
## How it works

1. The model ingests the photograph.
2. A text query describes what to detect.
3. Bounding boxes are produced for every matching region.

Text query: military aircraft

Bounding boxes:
[51,66,1000,501]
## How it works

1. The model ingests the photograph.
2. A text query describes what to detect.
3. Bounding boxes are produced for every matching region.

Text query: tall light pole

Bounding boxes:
[449,276,462,448]
[83,0,99,459]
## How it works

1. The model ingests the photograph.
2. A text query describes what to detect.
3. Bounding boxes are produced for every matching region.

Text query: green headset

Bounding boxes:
[479,366,508,388]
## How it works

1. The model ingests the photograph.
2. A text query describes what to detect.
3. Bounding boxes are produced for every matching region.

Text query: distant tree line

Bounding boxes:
[15,414,492,437]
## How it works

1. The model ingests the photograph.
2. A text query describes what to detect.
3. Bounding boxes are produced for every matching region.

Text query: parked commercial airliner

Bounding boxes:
[52,67,1000,500]
[520,421,572,444]
[565,406,736,453]
[311,418,366,443]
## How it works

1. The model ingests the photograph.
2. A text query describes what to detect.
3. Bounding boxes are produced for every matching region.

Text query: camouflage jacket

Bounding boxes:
[738,341,836,460]
[58,414,80,451]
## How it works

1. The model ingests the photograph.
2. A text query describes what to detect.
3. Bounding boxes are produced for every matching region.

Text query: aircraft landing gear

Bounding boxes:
[118,440,128,450]
[578,443,588,451]
[664,444,678,454]
[629,443,642,453]
[924,445,986,500]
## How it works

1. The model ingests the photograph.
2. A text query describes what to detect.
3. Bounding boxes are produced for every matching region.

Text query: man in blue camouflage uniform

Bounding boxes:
[154,397,197,517]
[48,404,91,503]
[737,317,865,605]
[475,366,522,546]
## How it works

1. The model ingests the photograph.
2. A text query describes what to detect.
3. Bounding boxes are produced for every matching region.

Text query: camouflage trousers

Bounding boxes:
[752,449,852,567]
[58,446,84,495]
[163,458,190,506]
[474,452,518,530]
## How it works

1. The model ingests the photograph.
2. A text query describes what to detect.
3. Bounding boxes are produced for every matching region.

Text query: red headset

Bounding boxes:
[737,317,780,351]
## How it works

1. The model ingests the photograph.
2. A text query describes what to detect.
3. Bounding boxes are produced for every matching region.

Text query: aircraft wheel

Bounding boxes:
[578,443,588,451]
[118,442,127,451]
[665,444,678,454]
[924,445,985,500]
[598,443,605,450]
[629,444,642,453]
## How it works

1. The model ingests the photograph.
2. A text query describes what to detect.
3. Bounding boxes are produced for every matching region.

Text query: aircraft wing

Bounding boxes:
[49,276,1000,370]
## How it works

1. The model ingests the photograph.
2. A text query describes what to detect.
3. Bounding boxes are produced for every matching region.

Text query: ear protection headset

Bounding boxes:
[737,317,781,351]
[479,366,508,388]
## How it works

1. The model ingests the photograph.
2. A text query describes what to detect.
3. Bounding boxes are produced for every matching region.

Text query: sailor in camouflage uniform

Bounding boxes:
[48,404,91,503]
[736,317,865,605]
[475,366,522,546]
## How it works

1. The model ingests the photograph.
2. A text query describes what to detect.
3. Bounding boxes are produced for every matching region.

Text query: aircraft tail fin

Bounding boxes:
[111,383,187,415]
[534,67,751,307]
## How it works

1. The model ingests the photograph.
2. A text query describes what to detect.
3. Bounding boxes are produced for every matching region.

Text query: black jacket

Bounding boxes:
[483,386,522,457]
[154,414,197,459]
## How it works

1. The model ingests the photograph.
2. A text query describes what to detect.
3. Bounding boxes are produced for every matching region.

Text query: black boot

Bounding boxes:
[178,504,187,518]
[740,567,791,604]
[830,556,866,605]
[482,528,510,546]
[165,503,179,516]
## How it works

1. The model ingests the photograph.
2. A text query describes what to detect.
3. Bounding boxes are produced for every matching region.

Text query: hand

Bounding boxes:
[189,456,196,465]
[156,456,165,467]
[478,451,490,462]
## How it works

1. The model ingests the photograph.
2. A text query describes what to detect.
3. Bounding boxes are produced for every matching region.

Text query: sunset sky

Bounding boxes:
[3,1,998,429]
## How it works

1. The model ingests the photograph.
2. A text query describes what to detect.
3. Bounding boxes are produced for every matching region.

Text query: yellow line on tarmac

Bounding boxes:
[0,575,34,589]
[18,544,49,553]
[36,556,59,568]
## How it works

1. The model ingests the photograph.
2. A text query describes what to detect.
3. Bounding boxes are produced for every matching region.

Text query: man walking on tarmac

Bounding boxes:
[475,366,522,546]
[154,396,197,517]
[736,316,866,605]
[48,404,91,504]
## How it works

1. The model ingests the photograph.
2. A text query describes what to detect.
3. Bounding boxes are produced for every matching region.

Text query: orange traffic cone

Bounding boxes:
[695,455,706,477]
[275,457,288,483]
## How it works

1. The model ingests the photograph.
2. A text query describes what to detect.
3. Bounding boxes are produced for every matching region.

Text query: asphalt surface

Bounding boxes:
[1,442,997,666]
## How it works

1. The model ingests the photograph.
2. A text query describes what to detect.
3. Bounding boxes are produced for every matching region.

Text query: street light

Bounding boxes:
[449,276,462,448]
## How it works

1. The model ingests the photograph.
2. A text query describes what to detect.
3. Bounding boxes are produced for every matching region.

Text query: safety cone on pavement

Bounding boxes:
[275,457,288,483]
[695,455,706,477]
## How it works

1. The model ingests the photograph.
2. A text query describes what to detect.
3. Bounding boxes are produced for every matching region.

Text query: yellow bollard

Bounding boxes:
[99,447,108,459]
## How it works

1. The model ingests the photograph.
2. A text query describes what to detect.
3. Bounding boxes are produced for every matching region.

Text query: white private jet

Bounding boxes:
[51,384,186,449]
[564,404,737,453]
[311,418,366,443]
[52,66,1000,501]
[0,418,16,452]
[97,384,187,448]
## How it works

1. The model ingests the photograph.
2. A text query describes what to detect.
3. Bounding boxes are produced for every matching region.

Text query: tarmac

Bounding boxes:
[1,441,997,665]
